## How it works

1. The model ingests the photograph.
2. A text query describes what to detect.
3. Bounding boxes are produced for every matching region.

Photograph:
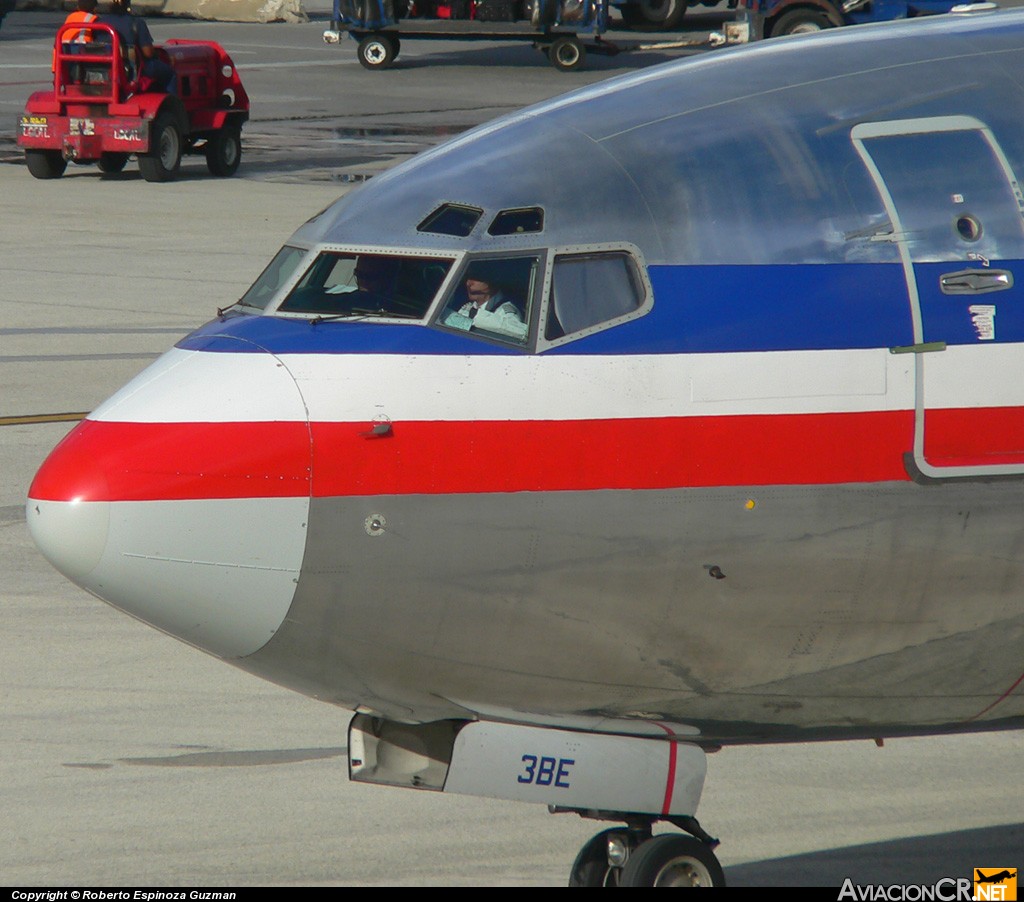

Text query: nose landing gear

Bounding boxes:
[567,815,725,887]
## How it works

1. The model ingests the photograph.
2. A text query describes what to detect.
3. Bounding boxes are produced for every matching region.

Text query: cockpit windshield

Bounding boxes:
[239,245,307,310]
[277,251,455,319]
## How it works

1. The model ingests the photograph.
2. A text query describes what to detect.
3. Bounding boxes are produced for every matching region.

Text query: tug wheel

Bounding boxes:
[138,111,182,182]
[25,149,67,180]
[97,152,130,174]
[205,124,242,177]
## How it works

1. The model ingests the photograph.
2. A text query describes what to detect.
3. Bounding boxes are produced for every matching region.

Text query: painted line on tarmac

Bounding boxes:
[222,43,342,52]
[0,412,87,426]
[237,58,358,69]
[1,353,160,362]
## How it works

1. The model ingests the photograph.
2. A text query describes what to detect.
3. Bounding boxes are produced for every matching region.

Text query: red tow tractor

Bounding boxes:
[18,23,250,181]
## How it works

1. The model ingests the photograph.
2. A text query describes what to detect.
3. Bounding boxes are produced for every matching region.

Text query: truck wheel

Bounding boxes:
[25,150,67,180]
[769,8,834,36]
[357,33,396,70]
[620,0,686,31]
[97,152,130,174]
[138,112,182,183]
[205,125,242,177]
[548,35,586,72]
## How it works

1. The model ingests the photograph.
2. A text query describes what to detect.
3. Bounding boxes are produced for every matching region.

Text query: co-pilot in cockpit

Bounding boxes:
[439,259,533,343]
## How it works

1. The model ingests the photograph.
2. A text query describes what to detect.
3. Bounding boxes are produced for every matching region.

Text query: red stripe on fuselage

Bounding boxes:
[29,411,914,503]
[28,419,313,502]
[312,412,912,495]
[925,407,1024,467]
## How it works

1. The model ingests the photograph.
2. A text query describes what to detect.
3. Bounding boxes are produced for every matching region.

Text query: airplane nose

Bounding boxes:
[27,496,110,585]
[26,341,311,659]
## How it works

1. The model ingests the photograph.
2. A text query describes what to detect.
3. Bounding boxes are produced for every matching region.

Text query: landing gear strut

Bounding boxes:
[567,815,725,887]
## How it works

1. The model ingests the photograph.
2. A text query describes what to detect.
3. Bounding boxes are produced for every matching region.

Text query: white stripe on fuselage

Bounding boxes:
[89,343,1019,425]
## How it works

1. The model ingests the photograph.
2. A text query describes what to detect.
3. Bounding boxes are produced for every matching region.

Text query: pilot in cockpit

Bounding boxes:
[441,269,528,341]
[351,256,398,308]
[325,254,399,312]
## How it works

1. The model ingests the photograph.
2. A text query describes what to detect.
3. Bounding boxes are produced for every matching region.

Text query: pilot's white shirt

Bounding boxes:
[443,291,528,341]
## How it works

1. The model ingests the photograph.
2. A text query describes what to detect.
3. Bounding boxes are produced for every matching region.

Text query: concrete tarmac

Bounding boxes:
[1,8,1023,889]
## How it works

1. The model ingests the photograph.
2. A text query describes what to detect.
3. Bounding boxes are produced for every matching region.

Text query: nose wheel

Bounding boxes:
[620,834,725,886]
[568,819,725,887]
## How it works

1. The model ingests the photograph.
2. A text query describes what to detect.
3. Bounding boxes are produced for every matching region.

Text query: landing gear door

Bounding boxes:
[853,117,1024,479]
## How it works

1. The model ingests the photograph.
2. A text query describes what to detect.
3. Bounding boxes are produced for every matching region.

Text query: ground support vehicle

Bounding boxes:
[740,0,991,38]
[614,0,737,32]
[326,0,613,70]
[324,0,738,69]
[18,23,249,182]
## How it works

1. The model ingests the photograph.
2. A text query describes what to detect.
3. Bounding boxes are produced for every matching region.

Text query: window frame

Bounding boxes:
[417,203,485,238]
[487,206,545,237]
[535,243,654,352]
[238,243,313,313]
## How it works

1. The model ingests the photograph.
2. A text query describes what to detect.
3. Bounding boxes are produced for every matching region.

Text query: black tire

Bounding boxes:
[620,0,686,31]
[548,35,585,72]
[768,8,834,37]
[97,152,129,174]
[568,828,635,887]
[620,835,726,887]
[357,33,396,70]
[138,111,182,182]
[205,124,242,177]
[25,149,67,180]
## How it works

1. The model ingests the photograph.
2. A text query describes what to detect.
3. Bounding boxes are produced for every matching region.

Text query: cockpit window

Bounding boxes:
[488,207,544,236]
[418,204,483,237]
[239,245,306,310]
[545,252,644,341]
[277,252,455,319]
[436,256,539,345]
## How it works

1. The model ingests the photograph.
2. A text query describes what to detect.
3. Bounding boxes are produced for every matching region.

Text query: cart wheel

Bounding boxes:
[548,35,585,72]
[138,111,182,182]
[358,33,397,70]
[205,123,242,177]
[620,0,686,30]
[97,152,130,174]
[768,8,834,36]
[25,149,67,180]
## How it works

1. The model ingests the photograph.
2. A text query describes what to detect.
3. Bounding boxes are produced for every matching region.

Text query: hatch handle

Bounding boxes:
[940,269,1013,295]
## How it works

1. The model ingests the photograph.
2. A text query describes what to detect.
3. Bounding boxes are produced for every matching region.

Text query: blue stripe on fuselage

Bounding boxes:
[178,263,921,355]
[568,262,912,354]
[177,314,517,356]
